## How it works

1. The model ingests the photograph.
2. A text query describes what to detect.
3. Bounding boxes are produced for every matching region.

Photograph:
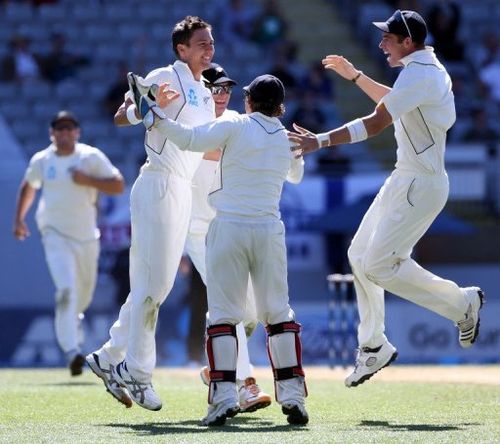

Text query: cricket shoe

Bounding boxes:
[69,353,85,377]
[112,360,162,411]
[127,72,164,130]
[201,399,240,426]
[345,341,398,387]
[239,377,272,413]
[457,287,485,348]
[200,366,210,386]
[86,352,133,408]
[281,401,309,425]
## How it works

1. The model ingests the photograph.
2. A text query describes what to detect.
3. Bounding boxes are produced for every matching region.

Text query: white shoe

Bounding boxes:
[281,400,309,425]
[200,366,210,386]
[112,361,162,411]
[201,399,240,426]
[457,287,485,348]
[239,377,272,413]
[86,352,133,408]
[345,341,398,387]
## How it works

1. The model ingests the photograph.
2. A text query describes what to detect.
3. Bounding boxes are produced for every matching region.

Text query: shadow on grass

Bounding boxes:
[102,416,309,435]
[38,381,97,387]
[359,420,479,432]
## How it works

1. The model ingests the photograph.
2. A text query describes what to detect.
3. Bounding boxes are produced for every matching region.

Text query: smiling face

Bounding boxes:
[177,28,215,79]
[379,32,413,67]
[208,83,233,117]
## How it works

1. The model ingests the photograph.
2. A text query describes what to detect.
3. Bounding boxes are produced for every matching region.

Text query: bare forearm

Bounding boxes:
[14,182,35,223]
[114,98,137,127]
[87,175,125,195]
[354,72,392,103]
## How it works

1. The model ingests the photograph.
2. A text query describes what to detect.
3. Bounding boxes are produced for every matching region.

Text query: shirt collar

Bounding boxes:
[173,60,198,81]
[400,46,437,67]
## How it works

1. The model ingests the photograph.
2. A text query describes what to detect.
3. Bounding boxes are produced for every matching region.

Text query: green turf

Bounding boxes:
[0,368,498,443]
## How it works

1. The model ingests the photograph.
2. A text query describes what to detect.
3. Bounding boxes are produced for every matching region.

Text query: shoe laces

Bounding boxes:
[119,363,153,403]
[457,304,474,333]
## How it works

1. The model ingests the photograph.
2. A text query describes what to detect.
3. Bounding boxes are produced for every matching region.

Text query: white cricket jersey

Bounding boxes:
[381,47,456,175]
[189,109,239,234]
[156,111,305,220]
[130,60,215,179]
[25,143,120,241]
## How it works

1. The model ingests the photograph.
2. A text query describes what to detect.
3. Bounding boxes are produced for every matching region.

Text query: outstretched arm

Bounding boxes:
[288,102,393,156]
[13,181,36,240]
[322,55,391,103]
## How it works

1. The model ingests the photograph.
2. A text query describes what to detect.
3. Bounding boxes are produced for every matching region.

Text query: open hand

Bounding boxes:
[156,82,180,108]
[287,123,320,157]
[322,55,359,81]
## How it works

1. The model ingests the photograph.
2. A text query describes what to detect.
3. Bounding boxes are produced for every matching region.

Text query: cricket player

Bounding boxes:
[13,110,124,377]
[188,63,272,414]
[131,73,308,426]
[86,16,216,411]
[288,10,484,387]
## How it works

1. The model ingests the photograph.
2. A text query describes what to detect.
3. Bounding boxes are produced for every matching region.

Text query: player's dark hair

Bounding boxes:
[247,97,285,118]
[172,16,212,58]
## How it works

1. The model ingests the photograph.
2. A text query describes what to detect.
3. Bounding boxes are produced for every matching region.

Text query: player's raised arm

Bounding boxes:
[322,54,391,103]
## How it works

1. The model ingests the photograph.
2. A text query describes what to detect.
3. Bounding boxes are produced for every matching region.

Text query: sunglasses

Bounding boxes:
[208,85,233,95]
[396,9,412,40]
[53,124,78,131]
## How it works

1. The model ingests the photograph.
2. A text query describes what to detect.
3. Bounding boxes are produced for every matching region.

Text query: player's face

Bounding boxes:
[208,83,232,117]
[50,122,80,148]
[379,32,412,67]
[179,28,215,79]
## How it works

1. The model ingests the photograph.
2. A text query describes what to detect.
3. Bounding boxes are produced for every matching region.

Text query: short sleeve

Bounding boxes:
[86,148,120,178]
[24,154,43,189]
[381,65,429,121]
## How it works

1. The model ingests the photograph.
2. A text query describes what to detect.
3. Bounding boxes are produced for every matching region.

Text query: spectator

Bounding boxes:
[0,35,42,82]
[218,0,259,45]
[40,33,90,83]
[301,61,335,101]
[289,90,326,134]
[252,0,288,47]
[103,62,130,119]
[462,108,498,146]
[426,0,464,61]
[479,57,500,103]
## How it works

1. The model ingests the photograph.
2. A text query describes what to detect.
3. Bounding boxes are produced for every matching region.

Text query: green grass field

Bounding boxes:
[1,366,499,443]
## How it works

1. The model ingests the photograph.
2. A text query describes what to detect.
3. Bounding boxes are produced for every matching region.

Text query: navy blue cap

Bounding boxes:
[203,63,237,86]
[50,110,79,128]
[373,10,427,44]
[243,74,285,105]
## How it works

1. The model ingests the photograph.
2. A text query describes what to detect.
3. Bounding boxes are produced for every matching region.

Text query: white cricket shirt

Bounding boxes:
[25,143,120,241]
[156,111,304,220]
[381,47,456,174]
[130,60,215,180]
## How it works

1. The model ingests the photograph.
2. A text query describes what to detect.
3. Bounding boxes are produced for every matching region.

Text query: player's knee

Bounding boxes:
[259,305,293,326]
[55,288,72,310]
[363,255,394,284]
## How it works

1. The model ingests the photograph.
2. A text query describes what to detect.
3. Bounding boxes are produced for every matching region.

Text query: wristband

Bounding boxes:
[351,71,362,83]
[126,104,141,125]
[345,118,368,143]
[316,132,330,148]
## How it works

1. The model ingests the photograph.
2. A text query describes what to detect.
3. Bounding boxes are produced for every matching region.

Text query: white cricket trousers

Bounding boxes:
[42,229,98,355]
[348,169,469,348]
[205,216,294,326]
[101,168,192,381]
[185,230,257,381]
